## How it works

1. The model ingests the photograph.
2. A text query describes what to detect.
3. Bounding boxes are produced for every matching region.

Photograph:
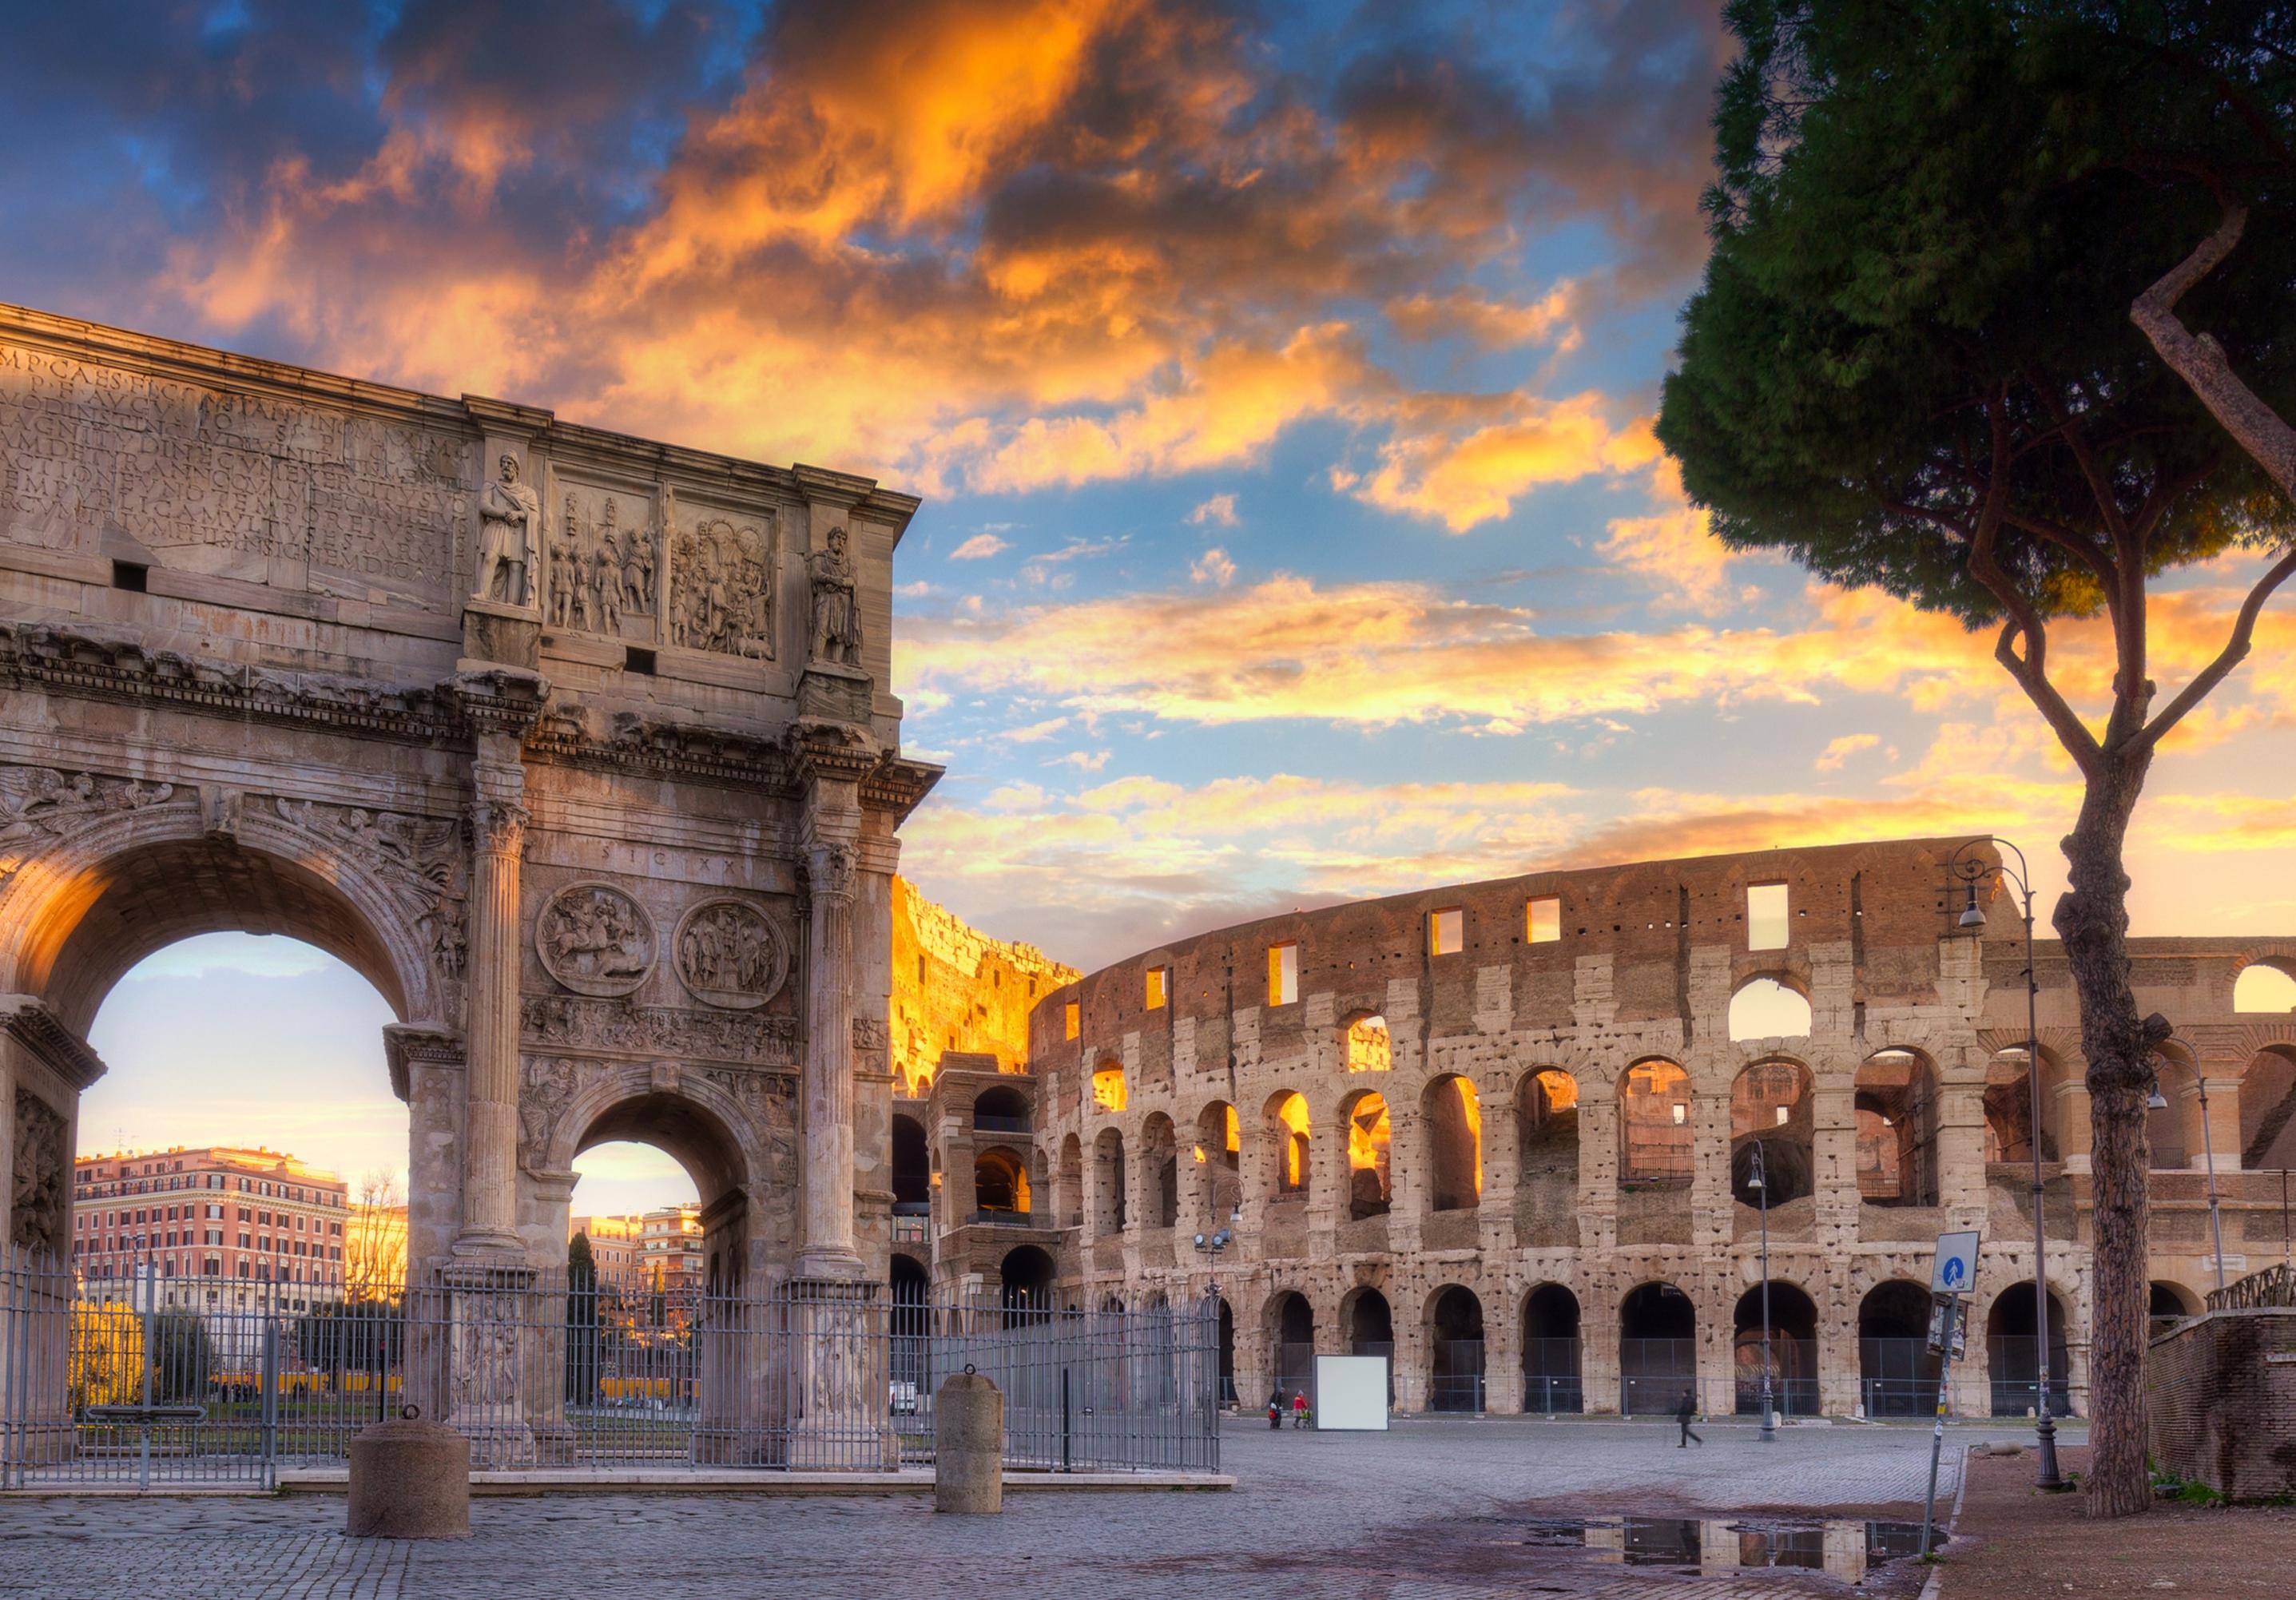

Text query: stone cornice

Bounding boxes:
[383,1023,464,1102]
[0,995,107,1090]
[861,755,943,823]
[448,666,550,739]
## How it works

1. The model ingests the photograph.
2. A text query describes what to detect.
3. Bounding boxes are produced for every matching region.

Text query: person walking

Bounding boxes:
[1675,1388,1703,1448]
[1291,1391,1310,1430]
[1268,1386,1285,1430]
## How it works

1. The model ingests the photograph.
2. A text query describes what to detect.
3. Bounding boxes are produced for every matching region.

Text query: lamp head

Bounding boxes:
[2147,1086,2169,1111]
[1194,1232,1206,1249]
[1958,883,1987,930]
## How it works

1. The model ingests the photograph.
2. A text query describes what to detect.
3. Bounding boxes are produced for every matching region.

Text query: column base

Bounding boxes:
[781,1276,894,1471]
[449,1229,526,1263]
[792,1246,866,1282]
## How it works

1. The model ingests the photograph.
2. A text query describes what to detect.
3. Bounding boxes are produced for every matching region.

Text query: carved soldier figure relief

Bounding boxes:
[549,486,657,638]
[807,524,861,668]
[535,882,657,997]
[10,1094,66,1253]
[670,512,773,657]
[473,453,540,607]
[674,899,791,1010]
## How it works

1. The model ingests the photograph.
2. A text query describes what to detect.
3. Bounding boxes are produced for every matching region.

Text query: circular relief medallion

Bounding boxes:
[535,881,657,997]
[673,897,790,1010]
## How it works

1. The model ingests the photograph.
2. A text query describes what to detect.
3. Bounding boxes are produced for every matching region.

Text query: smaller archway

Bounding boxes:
[1093,1127,1126,1233]
[1854,1050,1939,1206]
[973,1147,1031,1217]
[1091,1058,1127,1113]
[1619,1059,1694,1185]
[1427,1286,1486,1413]
[1423,1074,1483,1212]
[1619,1281,1697,1414]
[2234,960,2296,1013]
[1857,1281,1938,1418]
[1266,1091,1312,1199]
[1731,1060,1813,1206]
[2240,1046,2296,1168]
[1984,1050,2056,1163]
[1055,1133,1082,1228]
[1214,1294,1236,1408]
[891,1114,930,1217]
[974,1084,1030,1133]
[1732,1283,1818,1418]
[1194,1100,1241,1224]
[1728,976,1811,1041]
[1267,1290,1317,1410]
[1345,1286,1396,1407]
[1520,1284,1582,1414]
[1344,1011,1392,1072]
[999,1245,1055,1319]
[890,1253,931,1391]
[1142,1113,1179,1229]
[1984,1282,2072,1416]
[2149,1280,2200,1335]
[1516,1069,1579,1192]
[1342,1090,1392,1220]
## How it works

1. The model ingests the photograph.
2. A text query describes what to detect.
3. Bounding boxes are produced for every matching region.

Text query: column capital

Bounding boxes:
[449,665,550,740]
[0,995,107,1090]
[382,1023,463,1101]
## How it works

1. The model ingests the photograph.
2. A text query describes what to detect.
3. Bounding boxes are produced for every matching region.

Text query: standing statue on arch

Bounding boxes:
[807,524,861,669]
[474,453,541,607]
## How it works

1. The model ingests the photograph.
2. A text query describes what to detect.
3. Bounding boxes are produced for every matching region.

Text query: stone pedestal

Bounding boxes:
[348,1411,471,1539]
[933,1372,1003,1514]
[781,1277,892,1470]
[440,1264,538,1468]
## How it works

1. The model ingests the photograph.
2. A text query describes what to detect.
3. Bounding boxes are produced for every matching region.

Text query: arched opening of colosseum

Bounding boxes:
[2239,1045,2296,1168]
[1619,1059,1694,1185]
[999,1245,1055,1319]
[1427,1286,1486,1413]
[972,1147,1031,1217]
[1730,1060,1814,1209]
[1345,1288,1397,1405]
[1726,975,1812,1041]
[2234,959,2296,1013]
[1266,1091,1313,1199]
[1341,1090,1392,1220]
[1142,1113,1180,1229]
[1344,1010,1392,1072]
[1733,1282,1818,1416]
[1056,1133,1082,1229]
[1853,1050,1939,1206]
[1982,1049,2059,1163]
[890,1253,930,1394]
[1515,1070,1579,1237]
[1092,1128,1126,1231]
[1985,1282,2072,1416]
[1422,1075,1483,1212]
[1857,1281,1940,1417]
[1520,1284,1582,1414]
[974,1083,1030,1133]
[1619,1281,1697,1414]
[1214,1295,1237,1407]
[892,1114,930,1218]
[1091,1058,1128,1113]
[1268,1291,1316,1405]
[1194,1100,1241,1224]
[2149,1280,2201,1334]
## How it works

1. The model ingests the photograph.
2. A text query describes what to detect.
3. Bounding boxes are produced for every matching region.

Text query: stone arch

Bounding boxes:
[891,1113,929,1215]
[999,1245,1055,1315]
[1619,1280,1697,1414]
[1726,974,1811,1042]
[1731,1280,1819,1417]
[1140,1112,1179,1229]
[973,1082,1030,1132]
[1265,1090,1312,1199]
[1193,1099,1240,1225]
[1520,1282,1582,1414]
[1092,1126,1126,1233]
[1343,1284,1395,1355]
[2146,1040,2199,1170]
[2234,958,2296,1014]
[1983,1280,2073,1417]
[1338,1088,1392,1220]
[1090,1056,1127,1112]
[1619,1058,1694,1185]
[1421,1074,1482,1212]
[1854,1049,1940,1206]
[1857,1280,1939,1418]
[2239,1044,2296,1169]
[973,1145,1031,1216]
[1265,1288,1317,1405]
[549,1072,765,1292]
[2149,1279,2202,1330]
[1515,1069,1579,1226]
[1425,1284,1486,1412]
[1983,1047,2059,1163]
[1055,1132,1083,1229]
[1730,1058,1814,1206]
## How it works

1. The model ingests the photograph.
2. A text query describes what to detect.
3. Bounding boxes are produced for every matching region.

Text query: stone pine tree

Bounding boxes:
[1657,1,2296,1517]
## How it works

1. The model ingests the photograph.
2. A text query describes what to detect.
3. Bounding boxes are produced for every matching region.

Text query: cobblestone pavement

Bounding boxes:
[0,1418,2076,1600]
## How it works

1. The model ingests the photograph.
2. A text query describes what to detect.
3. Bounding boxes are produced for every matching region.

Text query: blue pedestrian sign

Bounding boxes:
[1930,1230,1981,1295]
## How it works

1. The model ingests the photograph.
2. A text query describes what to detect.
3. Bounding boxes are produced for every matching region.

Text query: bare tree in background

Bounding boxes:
[344,1170,407,1300]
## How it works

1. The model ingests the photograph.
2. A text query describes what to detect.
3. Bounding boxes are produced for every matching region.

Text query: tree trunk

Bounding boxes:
[2053,748,2166,1519]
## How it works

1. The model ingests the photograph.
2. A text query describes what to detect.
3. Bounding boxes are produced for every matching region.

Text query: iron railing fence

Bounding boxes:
[1427,1338,1486,1413]
[0,1249,1219,1490]
[1733,1335,1819,1418]
[1619,1336,1700,1415]
[1858,1337,1943,1419]
[2209,1262,2296,1312]
[1984,1336,2072,1417]
[1521,1336,1582,1415]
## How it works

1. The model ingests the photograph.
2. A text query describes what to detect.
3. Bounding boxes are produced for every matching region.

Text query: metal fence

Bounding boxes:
[1619,1336,1699,1415]
[1984,1335,2072,1417]
[1427,1338,1486,1413]
[0,1250,1219,1490]
[1520,1336,1582,1414]
[1858,1337,1942,1418]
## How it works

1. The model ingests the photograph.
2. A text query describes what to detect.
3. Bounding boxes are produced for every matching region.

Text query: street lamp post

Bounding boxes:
[2149,1042,2228,1297]
[1750,1139,1775,1441]
[1951,836,2064,1491]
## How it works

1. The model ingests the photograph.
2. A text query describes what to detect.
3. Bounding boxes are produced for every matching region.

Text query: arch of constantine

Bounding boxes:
[0,303,937,1322]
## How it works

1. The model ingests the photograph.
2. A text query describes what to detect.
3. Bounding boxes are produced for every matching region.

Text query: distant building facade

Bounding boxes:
[570,1205,704,1292]
[70,1146,349,1313]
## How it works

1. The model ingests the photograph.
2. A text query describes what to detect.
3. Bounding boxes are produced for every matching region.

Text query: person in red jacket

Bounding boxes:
[1291,1391,1310,1429]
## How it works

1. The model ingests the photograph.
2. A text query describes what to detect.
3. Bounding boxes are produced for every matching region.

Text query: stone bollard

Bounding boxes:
[347,1405,471,1540]
[934,1369,1003,1515]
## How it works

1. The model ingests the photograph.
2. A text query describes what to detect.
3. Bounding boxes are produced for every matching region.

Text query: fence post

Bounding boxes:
[260,1322,279,1488]
[1060,1366,1071,1472]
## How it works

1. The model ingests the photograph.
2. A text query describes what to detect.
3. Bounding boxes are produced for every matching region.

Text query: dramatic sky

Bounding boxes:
[34,2,2296,1203]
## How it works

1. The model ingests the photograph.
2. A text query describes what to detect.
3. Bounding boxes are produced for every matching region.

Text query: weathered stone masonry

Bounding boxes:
[914,839,2296,1417]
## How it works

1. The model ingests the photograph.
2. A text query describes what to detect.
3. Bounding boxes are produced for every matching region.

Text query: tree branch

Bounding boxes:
[2131,203,2296,502]
[1997,616,2103,772]
[2135,542,2296,752]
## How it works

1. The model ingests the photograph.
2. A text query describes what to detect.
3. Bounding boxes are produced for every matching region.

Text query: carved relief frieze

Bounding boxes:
[521,994,799,1066]
[10,1092,66,1254]
[272,796,468,979]
[472,451,541,608]
[669,498,775,657]
[806,523,861,669]
[536,881,657,997]
[518,1056,580,1163]
[702,1067,800,1187]
[674,898,790,1010]
[548,483,657,639]
[0,764,178,887]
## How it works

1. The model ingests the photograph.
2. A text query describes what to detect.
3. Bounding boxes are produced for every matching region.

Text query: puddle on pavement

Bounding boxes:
[1508,1515,1942,1583]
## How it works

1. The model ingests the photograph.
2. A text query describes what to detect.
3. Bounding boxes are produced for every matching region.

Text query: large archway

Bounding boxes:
[1521,1284,1582,1414]
[1857,1280,1940,1418]
[1267,1290,1317,1411]
[1985,1283,2073,1417]
[1732,1283,1818,1418]
[1426,1286,1486,1412]
[1619,1281,1697,1415]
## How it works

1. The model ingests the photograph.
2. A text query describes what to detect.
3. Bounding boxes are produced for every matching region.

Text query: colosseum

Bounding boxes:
[894,836,2296,1422]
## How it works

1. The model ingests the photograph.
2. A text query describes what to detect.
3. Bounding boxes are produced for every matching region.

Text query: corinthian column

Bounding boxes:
[457,776,528,1256]
[796,833,861,1278]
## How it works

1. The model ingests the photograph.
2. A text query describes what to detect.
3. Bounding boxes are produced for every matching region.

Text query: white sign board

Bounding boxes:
[1313,1356,1389,1431]
[1931,1229,1981,1295]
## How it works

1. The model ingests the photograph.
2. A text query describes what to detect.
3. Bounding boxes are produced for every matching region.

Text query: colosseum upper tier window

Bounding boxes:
[1146,966,1170,1010]
[1064,1001,1079,1040]
[1428,907,1463,956]
[1527,896,1562,944]
[1091,1062,1127,1113]
[1747,883,1790,950]
[1620,1060,1694,1184]
[1267,942,1298,1006]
